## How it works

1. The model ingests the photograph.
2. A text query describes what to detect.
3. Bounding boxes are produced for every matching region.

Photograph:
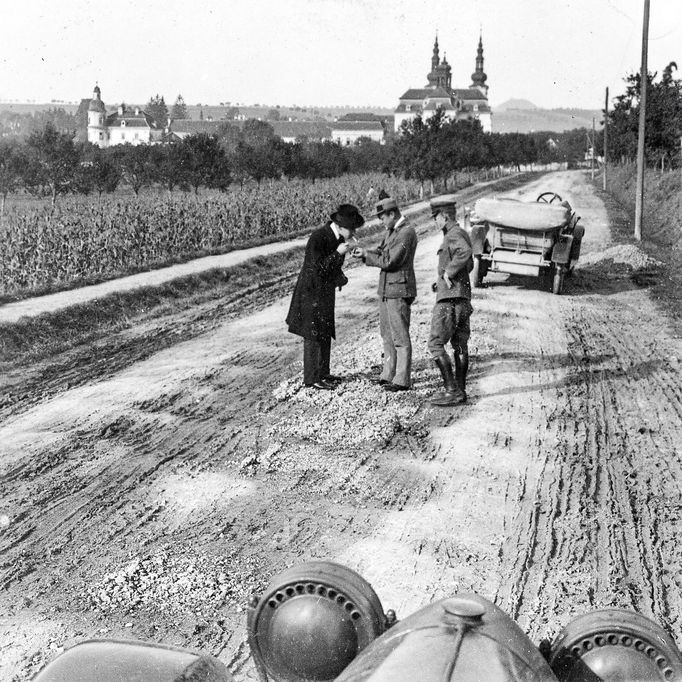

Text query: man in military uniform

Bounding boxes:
[286,204,365,390]
[352,195,418,391]
[427,194,473,406]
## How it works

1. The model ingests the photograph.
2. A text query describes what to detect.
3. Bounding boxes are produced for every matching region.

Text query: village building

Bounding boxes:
[330,114,385,145]
[84,85,387,147]
[270,121,332,144]
[394,35,492,133]
[87,85,164,147]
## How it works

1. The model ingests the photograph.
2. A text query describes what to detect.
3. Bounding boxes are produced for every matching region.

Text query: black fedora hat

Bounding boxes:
[331,204,365,230]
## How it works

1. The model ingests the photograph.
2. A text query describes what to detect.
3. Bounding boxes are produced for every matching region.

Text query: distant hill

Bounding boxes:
[493,105,603,133]
[495,99,538,111]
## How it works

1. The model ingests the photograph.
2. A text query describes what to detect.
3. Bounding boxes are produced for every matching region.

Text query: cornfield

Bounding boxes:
[0,174,424,296]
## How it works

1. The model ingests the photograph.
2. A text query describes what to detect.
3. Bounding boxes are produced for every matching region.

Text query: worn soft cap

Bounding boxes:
[430,193,458,217]
[374,197,399,217]
[331,204,365,230]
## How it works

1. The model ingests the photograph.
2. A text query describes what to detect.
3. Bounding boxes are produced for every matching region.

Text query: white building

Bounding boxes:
[87,85,164,147]
[331,120,385,145]
[394,35,492,133]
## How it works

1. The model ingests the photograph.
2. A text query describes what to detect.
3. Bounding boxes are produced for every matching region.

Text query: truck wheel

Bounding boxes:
[552,265,565,295]
[471,256,483,288]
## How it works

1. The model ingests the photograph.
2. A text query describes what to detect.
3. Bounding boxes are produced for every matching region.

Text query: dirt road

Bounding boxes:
[2,170,681,680]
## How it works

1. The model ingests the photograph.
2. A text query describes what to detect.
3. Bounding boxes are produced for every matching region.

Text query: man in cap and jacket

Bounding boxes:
[286,204,365,390]
[352,195,418,391]
[427,194,473,406]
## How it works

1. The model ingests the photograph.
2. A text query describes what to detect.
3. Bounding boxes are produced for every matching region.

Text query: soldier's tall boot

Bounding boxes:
[430,356,466,407]
[453,351,469,403]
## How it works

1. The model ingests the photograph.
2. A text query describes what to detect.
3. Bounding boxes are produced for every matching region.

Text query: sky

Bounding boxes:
[0,0,680,111]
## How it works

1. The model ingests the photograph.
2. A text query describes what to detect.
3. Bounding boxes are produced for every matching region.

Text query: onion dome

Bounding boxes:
[88,84,106,113]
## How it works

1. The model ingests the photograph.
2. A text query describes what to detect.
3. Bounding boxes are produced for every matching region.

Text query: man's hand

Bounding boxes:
[443,273,453,288]
[336,242,349,255]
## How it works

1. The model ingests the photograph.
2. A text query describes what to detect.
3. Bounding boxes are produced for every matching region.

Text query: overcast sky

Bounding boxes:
[1,0,679,110]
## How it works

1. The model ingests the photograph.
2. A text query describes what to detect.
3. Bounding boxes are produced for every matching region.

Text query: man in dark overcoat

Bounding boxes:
[286,204,365,390]
[352,195,418,391]
[427,194,474,406]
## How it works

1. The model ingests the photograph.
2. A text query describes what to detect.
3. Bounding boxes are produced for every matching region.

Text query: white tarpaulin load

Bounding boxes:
[475,197,571,231]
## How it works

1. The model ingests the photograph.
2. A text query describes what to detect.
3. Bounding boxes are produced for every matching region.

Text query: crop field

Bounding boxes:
[0,173,425,296]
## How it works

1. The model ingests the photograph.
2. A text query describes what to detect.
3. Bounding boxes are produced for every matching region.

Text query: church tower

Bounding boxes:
[426,36,441,88]
[87,84,107,148]
[470,33,488,96]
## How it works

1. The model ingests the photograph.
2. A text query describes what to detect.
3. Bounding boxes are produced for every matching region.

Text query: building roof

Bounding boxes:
[399,87,453,101]
[331,121,384,131]
[452,88,487,100]
[399,89,433,101]
[169,120,223,135]
[337,112,383,122]
[106,109,158,128]
[394,103,424,114]
[270,120,331,140]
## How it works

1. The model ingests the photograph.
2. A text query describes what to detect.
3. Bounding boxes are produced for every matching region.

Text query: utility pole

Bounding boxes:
[634,0,650,241]
[591,117,596,180]
[603,87,609,191]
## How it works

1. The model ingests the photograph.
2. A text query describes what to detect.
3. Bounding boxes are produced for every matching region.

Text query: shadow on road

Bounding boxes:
[475,353,663,400]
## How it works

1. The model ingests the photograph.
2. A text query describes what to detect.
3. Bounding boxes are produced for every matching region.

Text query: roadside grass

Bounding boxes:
[597,165,682,334]
[0,250,305,364]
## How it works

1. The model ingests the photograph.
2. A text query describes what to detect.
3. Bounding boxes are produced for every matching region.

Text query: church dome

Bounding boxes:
[89,84,106,112]
[88,98,106,112]
[471,70,487,86]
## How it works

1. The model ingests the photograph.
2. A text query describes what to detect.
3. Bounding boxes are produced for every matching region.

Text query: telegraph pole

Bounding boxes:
[603,87,609,191]
[591,117,596,180]
[634,0,650,241]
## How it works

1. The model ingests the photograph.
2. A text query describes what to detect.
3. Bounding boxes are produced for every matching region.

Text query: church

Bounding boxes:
[394,34,492,133]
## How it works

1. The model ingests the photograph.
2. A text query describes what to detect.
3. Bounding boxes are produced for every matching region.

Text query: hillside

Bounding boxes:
[493,102,603,133]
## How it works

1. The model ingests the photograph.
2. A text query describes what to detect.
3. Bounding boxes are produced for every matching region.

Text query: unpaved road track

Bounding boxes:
[1,170,681,680]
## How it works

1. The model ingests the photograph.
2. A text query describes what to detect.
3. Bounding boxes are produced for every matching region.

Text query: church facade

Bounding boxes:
[394,35,492,133]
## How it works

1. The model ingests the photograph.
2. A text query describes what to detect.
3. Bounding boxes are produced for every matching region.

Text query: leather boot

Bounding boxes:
[430,356,466,406]
[453,351,469,402]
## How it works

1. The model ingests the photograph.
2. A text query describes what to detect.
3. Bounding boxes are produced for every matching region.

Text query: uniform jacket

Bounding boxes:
[286,222,347,340]
[363,217,418,299]
[435,225,473,302]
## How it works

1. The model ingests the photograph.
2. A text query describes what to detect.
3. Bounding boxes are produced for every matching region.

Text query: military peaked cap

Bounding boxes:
[430,193,458,217]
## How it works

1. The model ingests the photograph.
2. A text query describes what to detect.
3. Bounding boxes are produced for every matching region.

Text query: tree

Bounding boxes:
[113,144,155,196]
[22,122,81,206]
[149,143,191,196]
[147,94,169,126]
[181,133,231,193]
[345,137,388,174]
[0,139,25,218]
[266,108,281,121]
[607,62,682,167]
[231,120,284,185]
[79,145,121,196]
[171,94,189,120]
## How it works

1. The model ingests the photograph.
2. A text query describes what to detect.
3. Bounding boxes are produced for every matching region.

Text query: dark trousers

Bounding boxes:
[303,336,331,385]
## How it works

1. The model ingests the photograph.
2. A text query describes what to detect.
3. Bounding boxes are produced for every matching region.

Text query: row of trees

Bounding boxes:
[605,61,681,169]
[0,115,593,213]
